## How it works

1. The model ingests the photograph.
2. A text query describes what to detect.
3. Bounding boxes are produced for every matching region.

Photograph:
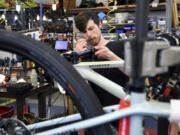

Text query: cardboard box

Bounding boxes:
[64,0,76,9]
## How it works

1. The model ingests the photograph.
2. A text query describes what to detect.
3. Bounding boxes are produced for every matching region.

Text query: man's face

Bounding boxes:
[82,19,102,46]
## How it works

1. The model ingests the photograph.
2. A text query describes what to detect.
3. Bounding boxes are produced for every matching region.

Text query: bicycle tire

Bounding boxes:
[0,30,113,135]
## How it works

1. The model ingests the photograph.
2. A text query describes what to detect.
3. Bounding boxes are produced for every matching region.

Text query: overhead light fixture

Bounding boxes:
[14,15,18,21]
[1,14,5,19]
[43,15,47,21]
[16,3,21,13]
[36,15,40,21]
[52,4,56,11]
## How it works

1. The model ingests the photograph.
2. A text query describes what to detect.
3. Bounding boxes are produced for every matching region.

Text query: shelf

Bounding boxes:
[67,2,180,15]
[103,23,135,26]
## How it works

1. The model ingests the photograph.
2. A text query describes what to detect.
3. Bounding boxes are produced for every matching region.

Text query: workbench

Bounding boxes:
[0,85,58,120]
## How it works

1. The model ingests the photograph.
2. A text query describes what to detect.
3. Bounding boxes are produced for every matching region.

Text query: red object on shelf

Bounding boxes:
[0,106,14,118]
[23,105,27,113]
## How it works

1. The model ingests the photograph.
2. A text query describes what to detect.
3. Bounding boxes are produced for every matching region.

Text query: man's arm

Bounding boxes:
[94,45,125,72]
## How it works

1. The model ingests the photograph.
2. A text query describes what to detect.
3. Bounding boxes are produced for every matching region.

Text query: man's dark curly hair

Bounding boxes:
[75,10,100,33]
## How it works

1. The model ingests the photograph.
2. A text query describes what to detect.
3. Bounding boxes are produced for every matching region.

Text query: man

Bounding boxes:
[74,10,129,106]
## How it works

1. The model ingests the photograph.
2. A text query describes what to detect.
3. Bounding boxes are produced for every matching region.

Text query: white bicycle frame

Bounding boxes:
[26,61,173,135]
[74,61,129,99]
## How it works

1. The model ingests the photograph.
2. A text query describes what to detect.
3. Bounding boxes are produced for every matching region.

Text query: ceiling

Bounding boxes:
[0,0,59,9]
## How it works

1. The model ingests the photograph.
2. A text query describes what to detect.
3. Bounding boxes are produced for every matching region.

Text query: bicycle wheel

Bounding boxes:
[0,30,113,135]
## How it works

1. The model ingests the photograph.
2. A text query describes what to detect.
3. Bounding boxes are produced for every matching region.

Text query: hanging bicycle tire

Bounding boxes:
[0,30,113,135]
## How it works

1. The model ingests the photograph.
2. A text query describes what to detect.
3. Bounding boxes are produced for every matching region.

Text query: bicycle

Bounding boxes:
[0,0,180,135]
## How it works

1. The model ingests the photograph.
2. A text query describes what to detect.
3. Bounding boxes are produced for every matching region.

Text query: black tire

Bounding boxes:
[0,30,113,135]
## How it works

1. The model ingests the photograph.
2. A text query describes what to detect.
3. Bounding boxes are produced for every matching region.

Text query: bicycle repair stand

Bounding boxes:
[124,0,180,135]
[124,39,180,134]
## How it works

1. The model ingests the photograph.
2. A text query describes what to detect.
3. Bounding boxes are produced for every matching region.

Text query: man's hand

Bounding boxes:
[74,39,89,53]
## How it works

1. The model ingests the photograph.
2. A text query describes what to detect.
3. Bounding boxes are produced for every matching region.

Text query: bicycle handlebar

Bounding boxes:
[78,48,95,56]
[63,48,96,64]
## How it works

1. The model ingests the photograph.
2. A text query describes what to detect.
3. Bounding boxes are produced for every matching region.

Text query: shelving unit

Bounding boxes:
[103,23,135,26]
[67,2,180,15]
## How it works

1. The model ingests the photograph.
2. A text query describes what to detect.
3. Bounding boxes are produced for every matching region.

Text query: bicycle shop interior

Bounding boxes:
[0,0,180,135]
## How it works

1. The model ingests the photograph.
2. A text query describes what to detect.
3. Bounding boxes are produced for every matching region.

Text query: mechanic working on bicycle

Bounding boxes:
[74,10,129,107]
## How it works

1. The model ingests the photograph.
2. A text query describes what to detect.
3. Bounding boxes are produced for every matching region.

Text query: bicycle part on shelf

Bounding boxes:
[146,66,180,101]
[0,128,9,135]
[157,33,180,46]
